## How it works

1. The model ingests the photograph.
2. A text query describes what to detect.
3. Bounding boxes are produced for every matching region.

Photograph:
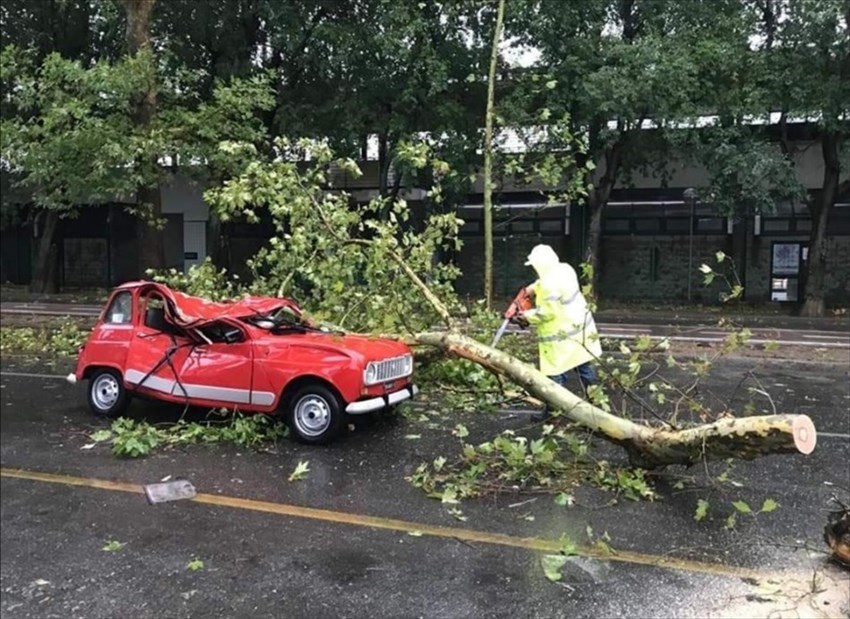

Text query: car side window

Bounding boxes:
[199,322,244,344]
[142,295,183,336]
[104,292,133,324]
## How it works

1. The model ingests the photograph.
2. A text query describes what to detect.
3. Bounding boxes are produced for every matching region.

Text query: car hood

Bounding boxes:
[257,331,410,362]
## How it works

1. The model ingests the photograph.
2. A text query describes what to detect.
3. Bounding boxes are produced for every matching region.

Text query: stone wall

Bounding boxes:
[454,230,850,305]
[598,234,733,302]
[62,238,108,286]
[455,235,571,302]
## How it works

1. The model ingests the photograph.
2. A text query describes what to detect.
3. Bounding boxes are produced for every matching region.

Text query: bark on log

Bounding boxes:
[415,331,817,468]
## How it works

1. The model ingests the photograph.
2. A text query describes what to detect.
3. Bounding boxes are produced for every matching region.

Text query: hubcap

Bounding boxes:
[92,374,120,411]
[293,394,332,437]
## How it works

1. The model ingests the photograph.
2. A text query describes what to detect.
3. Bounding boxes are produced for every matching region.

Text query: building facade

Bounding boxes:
[2,136,848,306]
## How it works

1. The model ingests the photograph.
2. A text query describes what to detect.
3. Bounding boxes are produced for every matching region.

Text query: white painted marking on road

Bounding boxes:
[1,308,99,316]
[598,326,642,331]
[802,334,850,340]
[0,372,70,380]
[597,333,849,348]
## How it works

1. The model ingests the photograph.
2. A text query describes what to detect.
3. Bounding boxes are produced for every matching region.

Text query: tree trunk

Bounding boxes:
[378,133,389,198]
[30,210,60,294]
[584,198,603,294]
[584,141,622,294]
[800,133,841,317]
[122,0,165,274]
[482,0,505,310]
[415,331,817,468]
[136,186,165,272]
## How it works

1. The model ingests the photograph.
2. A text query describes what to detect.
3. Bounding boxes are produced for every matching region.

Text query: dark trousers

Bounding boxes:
[548,362,597,396]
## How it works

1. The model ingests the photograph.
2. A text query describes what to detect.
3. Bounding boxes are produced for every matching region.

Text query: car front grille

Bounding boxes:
[373,356,410,382]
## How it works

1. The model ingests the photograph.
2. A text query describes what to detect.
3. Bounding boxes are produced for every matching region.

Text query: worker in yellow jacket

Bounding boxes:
[520,244,602,420]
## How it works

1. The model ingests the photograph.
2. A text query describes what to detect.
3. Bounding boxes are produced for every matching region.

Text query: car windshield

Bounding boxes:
[242,307,329,334]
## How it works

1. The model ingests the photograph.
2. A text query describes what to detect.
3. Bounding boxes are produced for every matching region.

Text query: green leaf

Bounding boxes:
[593,539,615,556]
[725,512,737,530]
[440,488,459,504]
[186,558,204,572]
[760,498,778,513]
[559,536,578,556]
[554,492,574,507]
[102,540,125,552]
[732,500,752,514]
[452,424,469,438]
[541,554,568,581]
[545,79,557,90]
[90,430,112,443]
[288,460,310,482]
[448,506,467,521]
[694,499,709,522]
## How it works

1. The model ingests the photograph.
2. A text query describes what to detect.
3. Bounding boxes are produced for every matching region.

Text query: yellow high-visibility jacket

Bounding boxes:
[525,262,602,376]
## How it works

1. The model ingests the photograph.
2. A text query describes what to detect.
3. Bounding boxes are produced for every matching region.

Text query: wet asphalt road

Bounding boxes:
[1,354,849,618]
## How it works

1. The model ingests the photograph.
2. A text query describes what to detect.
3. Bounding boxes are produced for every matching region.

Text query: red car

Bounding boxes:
[68,282,417,444]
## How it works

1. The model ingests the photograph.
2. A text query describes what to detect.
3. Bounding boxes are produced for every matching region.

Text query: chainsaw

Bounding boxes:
[490,286,534,348]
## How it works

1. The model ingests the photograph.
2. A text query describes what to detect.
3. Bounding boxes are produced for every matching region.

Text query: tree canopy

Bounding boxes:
[0,0,846,310]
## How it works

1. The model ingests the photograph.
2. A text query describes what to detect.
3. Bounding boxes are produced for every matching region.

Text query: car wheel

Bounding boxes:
[287,384,344,445]
[87,368,130,418]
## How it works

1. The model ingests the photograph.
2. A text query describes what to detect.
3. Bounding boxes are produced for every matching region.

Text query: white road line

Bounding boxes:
[597,333,849,348]
[1,308,99,316]
[802,334,850,340]
[0,372,70,380]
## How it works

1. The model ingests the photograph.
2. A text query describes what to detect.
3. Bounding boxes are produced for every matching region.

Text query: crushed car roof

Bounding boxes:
[119,281,302,326]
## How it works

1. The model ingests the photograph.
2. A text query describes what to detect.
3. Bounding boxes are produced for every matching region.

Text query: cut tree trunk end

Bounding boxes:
[415,331,817,468]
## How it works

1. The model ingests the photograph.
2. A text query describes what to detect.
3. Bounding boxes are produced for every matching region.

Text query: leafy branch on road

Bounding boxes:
[90,413,288,458]
[0,322,87,357]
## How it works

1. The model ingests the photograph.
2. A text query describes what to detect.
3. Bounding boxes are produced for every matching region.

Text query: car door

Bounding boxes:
[123,293,194,399]
[88,290,136,370]
[173,321,255,408]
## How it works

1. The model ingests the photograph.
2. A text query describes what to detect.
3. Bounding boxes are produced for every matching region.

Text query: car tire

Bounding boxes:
[286,384,344,445]
[87,368,130,418]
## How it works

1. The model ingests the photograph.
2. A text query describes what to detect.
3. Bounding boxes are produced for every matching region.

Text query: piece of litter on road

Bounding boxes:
[508,497,538,509]
[33,579,50,586]
[408,530,423,537]
[80,443,95,450]
[160,475,172,482]
[144,479,196,504]
[404,434,421,440]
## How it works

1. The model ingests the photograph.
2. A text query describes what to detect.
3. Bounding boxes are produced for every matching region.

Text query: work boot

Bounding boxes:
[531,407,551,423]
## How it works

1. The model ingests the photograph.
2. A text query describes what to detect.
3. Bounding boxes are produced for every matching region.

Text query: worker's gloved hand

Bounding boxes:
[513,314,530,329]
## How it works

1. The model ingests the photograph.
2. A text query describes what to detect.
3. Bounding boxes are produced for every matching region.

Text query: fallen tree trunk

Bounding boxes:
[415,331,817,468]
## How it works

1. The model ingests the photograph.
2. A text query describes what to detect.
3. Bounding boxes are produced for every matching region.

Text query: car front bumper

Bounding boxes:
[346,384,418,414]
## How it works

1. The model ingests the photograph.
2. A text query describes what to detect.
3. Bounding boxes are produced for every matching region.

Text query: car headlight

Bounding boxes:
[402,354,413,375]
[364,363,378,385]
